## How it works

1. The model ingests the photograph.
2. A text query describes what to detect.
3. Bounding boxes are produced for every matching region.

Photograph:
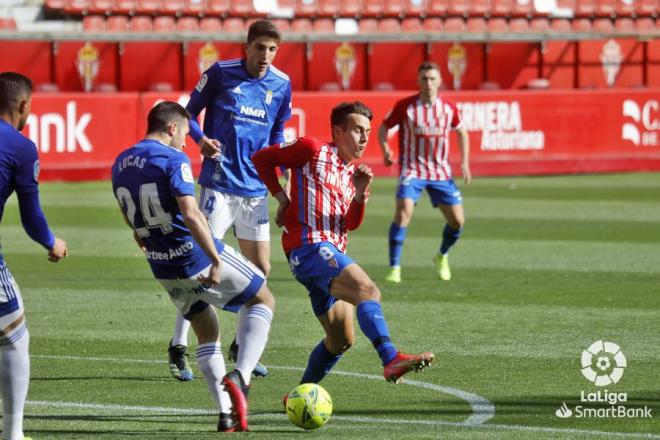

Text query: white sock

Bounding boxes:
[0,329,30,440]
[196,343,231,414]
[234,306,248,348]
[172,313,191,347]
[236,304,272,386]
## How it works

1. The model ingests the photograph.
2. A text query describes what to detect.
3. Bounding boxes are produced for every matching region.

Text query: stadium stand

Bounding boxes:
[207,0,230,15]
[176,15,199,29]
[401,16,423,31]
[130,15,153,30]
[82,13,104,29]
[466,16,487,32]
[89,0,114,15]
[153,15,176,31]
[199,15,222,30]
[183,0,207,16]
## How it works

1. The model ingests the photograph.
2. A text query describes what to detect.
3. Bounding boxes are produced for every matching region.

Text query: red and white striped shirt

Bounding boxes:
[383,94,462,181]
[252,137,366,254]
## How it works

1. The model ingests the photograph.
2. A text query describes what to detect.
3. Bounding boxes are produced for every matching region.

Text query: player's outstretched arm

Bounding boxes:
[16,190,67,262]
[457,126,471,185]
[176,194,222,285]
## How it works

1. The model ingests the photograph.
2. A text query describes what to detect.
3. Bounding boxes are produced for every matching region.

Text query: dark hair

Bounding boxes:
[0,72,33,114]
[146,101,190,134]
[330,101,373,128]
[247,19,281,45]
[418,61,440,74]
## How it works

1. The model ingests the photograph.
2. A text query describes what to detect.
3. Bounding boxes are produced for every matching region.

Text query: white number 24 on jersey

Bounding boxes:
[116,183,173,238]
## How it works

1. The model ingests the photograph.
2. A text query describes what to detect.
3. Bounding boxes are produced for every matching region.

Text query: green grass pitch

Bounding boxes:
[1,173,658,439]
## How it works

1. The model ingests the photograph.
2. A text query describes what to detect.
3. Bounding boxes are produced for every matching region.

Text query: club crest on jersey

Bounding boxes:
[181,163,194,183]
[265,90,273,104]
[195,74,208,92]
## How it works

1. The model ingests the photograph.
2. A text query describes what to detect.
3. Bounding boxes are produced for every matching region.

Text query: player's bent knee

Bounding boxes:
[361,283,381,302]
[248,284,275,310]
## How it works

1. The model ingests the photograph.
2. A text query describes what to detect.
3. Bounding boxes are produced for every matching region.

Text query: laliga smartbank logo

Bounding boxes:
[555,340,653,420]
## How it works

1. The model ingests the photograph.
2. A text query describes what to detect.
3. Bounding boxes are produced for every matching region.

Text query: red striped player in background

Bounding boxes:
[378,62,471,284]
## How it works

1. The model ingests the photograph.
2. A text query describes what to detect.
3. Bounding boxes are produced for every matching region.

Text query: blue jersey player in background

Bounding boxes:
[166,19,291,381]
[0,72,67,440]
[111,102,275,432]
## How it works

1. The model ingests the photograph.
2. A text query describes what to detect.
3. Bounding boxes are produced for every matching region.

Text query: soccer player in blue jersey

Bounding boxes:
[0,72,68,440]
[165,19,292,381]
[112,101,274,432]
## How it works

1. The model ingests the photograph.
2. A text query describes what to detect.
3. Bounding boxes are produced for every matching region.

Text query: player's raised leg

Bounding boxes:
[435,200,465,281]
[331,263,434,384]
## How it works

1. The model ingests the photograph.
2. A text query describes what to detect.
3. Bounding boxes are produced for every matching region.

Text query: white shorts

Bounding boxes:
[0,263,27,346]
[199,187,270,242]
[158,244,265,319]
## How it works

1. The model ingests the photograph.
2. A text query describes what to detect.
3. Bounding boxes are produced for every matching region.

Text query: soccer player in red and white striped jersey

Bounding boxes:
[253,101,434,386]
[378,62,471,283]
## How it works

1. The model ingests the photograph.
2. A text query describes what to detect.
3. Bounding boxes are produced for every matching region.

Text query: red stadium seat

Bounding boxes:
[509,17,529,31]
[615,0,635,17]
[154,15,176,31]
[161,0,184,15]
[135,0,161,15]
[401,17,423,31]
[384,0,406,17]
[592,17,613,31]
[444,16,465,31]
[448,0,469,16]
[130,15,153,30]
[318,0,339,16]
[207,0,230,15]
[614,17,634,30]
[296,0,319,16]
[45,0,66,11]
[487,16,508,31]
[312,18,335,32]
[595,0,616,16]
[575,0,597,17]
[64,0,90,15]
[404,0,427,17]
[183,0,207,15]
[107,14,129,30]
[338,0,362,16]
[467,16,487,31]
[114,0,137,14]
[82,14,106,30]
[359,17,379,31]
[550,17,571,31]
[291,17,313,32]
[177,16,199,30]
[634,17,654,31]
[571,17,593,31]
[511,0,532,17]
[270,18,291,31]
[470,0,491,16]
[230,0,255,16]
[0,17,18,30]
[89,0,113,14]
[427,0,449,16]
[490,0,511,16]
[422,16,442,30]
[530,17,550,31]
[635,0,656,16]
[222,17,245,32]
[378,17,401,31]
[200,16,222,31]
[362,0,385,17]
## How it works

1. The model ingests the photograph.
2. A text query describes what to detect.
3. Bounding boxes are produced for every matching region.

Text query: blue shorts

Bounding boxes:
[287,242,354,317]
[396,177,462,206]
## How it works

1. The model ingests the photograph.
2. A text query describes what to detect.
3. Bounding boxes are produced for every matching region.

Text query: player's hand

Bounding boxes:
[133,231,146,252]
[383,150,394,167]
[197,260,222,286]
[352,164,373,195]
[48,237,67,262]
[462,163,472,186]
[274,191,290,228]
[200,136,222,159]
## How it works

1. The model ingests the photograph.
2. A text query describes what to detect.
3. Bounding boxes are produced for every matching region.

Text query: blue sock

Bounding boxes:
[356,300,398,366]
[300,340,342,384]
[439,224,462,255]
[388,223,407,266]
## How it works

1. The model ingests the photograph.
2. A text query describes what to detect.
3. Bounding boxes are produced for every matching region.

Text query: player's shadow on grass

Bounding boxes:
[31,376,168,383]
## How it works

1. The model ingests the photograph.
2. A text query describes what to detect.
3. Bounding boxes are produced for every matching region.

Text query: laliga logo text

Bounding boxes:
[622,99,659,147]
[555,341,652,419]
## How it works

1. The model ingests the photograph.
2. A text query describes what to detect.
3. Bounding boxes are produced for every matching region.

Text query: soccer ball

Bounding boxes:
[285,383,332,430]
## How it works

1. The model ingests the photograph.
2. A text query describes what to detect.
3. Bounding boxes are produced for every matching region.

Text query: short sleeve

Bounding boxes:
[14,139,40,194]
[382,99,406,129]
[168,154,196,197]
[450,101,462,130]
